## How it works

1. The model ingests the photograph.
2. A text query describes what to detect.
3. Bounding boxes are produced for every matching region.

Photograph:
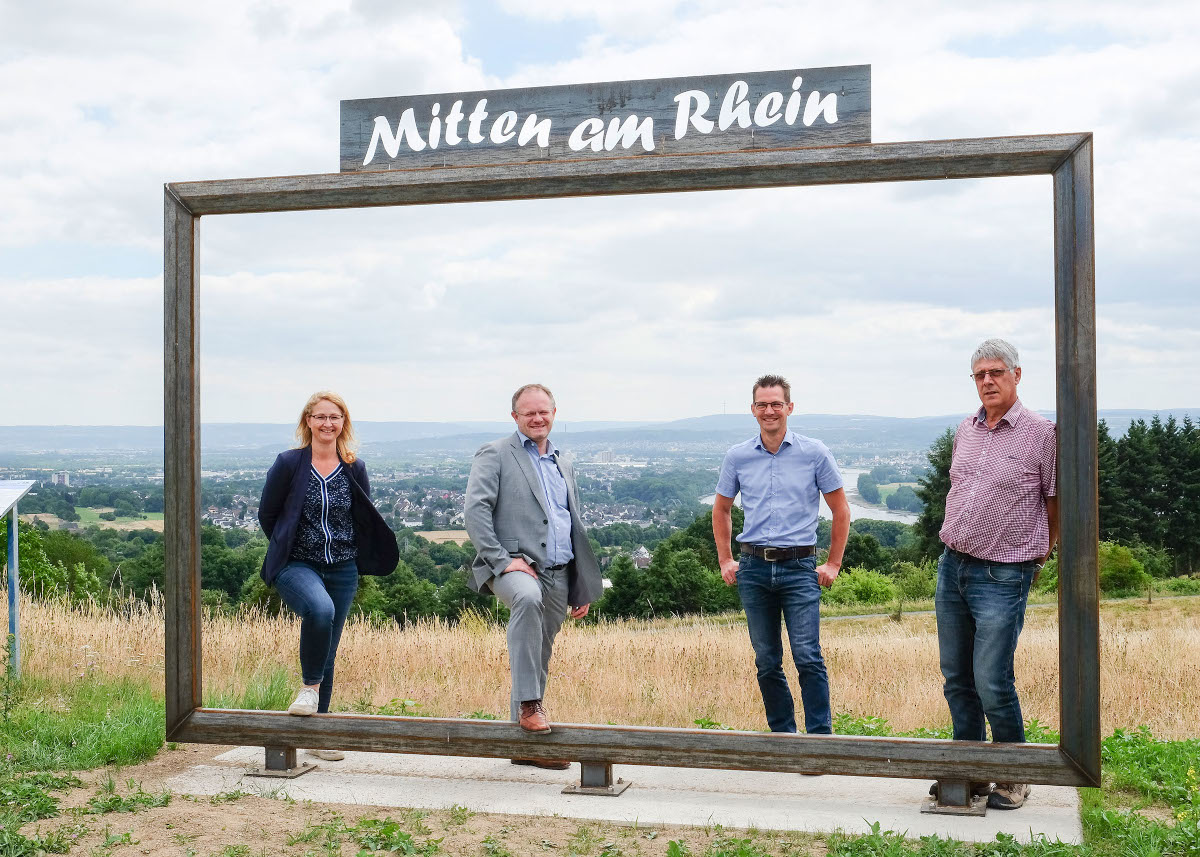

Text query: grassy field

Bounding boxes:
[875,482,917,502]
[419,529,471,544]
[74,507,165,531]
[15,593,1200,737]
[4,594,1199,855]
[21,509,165,532]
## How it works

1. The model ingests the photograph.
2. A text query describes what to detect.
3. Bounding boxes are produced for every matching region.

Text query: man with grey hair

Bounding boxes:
[932,339,1058,810]
[464,383,603,769]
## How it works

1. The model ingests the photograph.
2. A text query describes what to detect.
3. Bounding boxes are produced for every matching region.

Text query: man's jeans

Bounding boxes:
[737,554,832,734]
[274,559,359,714]
[935,548,1034,743]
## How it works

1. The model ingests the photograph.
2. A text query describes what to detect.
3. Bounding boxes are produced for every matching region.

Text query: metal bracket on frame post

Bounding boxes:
[920,780,987,816]
[246,746,317,778]
[562,761,631,796]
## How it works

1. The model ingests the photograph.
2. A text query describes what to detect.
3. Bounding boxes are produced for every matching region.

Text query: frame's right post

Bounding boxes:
[1053,135,1101,785]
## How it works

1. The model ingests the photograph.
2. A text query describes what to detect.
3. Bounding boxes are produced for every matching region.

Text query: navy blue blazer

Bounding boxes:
[258,446,399,584]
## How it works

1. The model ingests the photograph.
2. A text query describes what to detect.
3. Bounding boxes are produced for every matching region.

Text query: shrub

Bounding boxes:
[1129,542,1173,579]
[1099,541,1152,595]
[1158,574,1200,595]
[1034,556,1059,593]
[892,561,936,601]
[824,568,897,605]
[1035,542,1154,596]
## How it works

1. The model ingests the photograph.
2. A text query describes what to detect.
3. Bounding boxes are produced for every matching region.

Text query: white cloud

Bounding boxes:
[1,0,1197,425]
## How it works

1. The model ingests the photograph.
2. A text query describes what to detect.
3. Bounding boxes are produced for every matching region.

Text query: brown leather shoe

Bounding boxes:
[511,758,570,770]
[519,699,551,733]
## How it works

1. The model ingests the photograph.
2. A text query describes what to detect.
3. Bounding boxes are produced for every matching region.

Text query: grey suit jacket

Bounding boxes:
[464,431,604,608]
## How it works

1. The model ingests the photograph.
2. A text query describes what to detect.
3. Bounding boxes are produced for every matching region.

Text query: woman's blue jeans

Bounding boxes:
[935,549,1034,743]
[737,554,832,734]
[274,559,358,714]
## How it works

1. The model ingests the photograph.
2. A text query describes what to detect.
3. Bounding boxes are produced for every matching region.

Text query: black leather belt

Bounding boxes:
[739,544,816,561]
[946,546,988,565]
[545,563,569,571]
[947,546,1036,568]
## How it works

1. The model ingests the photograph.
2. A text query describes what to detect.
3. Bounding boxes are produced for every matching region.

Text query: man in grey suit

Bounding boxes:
[465,383,604,768]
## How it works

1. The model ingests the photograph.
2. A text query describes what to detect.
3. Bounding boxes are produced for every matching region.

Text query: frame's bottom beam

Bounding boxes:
[175,709,1090,786]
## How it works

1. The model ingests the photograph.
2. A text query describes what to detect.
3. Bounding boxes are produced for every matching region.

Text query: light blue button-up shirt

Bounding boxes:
[715,430,843,547]
[519,431,575,567]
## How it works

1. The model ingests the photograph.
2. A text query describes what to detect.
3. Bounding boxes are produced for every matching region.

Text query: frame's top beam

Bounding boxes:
[169,133,1092,216]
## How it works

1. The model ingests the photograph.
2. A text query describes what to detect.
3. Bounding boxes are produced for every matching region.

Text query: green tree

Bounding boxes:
[913,427,955,560]
[841,532,891,572]
[436,569,502,621]
[362,561,438,625]
[885,484,923,513]
[595,555,643,618]
[40,529,112,587]
[1097,419,1127,542]
[856,473,880,504]
[0,518,58,598]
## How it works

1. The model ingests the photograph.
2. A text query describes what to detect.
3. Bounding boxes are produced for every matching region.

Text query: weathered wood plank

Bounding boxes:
[176,710,1090,785]
[172,134,1090,216]
[341,66,871,172]
[163,188,203,737]
[1053,136,1101,786]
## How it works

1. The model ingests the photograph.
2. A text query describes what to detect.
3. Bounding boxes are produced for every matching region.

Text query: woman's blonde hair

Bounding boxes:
[295,391,357,463]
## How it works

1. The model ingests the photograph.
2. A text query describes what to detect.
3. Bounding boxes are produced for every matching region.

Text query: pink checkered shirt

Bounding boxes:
[939,399,1057,563]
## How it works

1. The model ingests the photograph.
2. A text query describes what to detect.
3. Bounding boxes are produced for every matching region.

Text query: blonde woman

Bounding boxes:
[258,392,398,748]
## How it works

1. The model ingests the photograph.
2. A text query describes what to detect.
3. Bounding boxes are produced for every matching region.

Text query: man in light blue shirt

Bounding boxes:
[712,374,850,734]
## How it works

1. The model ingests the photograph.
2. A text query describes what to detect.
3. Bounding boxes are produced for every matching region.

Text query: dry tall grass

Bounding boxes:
[13,592,1200,739]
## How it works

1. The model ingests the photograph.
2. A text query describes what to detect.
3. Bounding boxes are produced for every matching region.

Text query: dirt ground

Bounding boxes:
[21,743,825,857]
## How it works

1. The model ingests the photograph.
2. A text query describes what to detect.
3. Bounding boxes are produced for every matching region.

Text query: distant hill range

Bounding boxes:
[1,409,1195,463]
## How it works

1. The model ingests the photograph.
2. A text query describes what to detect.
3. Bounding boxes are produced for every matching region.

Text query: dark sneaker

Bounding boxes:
[987,783,1030,810]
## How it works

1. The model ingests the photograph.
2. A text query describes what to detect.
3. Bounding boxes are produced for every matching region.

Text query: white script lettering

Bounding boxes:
[604,115,655,151]
[363,110,427,164]
[518,114,552,147]
[718,80,752,131]
[569,117,605,152]
[673,90,714,139]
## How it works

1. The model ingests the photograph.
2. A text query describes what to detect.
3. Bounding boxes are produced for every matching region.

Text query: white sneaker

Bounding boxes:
[287,687,319,716]
[306,749,345,761]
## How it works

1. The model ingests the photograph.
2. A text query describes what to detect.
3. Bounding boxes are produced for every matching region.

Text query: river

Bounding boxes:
[699,467,919,525]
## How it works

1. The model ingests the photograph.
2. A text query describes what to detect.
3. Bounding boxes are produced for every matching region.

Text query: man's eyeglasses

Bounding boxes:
[309,414,344,423]
[753,401,789,412]
[516,410,553,419]
[970,369,1010,381]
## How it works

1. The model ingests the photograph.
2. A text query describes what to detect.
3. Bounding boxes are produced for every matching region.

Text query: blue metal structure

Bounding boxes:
[1,480,35,677]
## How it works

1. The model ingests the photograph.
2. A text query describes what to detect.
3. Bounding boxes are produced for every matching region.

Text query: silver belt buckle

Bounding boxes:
[762,546,779,562]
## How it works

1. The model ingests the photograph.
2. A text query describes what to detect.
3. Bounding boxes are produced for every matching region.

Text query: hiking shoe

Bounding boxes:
[987,783,1030,810]
[287,687,318,716]
[307,749,345,761]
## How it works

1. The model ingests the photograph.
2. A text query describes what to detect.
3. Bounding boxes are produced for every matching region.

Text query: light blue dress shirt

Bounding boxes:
[715,430,843,547]
[518,431,575,567]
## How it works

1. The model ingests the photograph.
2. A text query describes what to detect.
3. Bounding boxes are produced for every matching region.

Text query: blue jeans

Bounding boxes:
[737,554,831,734]
[935,549,1034,743]
[274,559,358,714]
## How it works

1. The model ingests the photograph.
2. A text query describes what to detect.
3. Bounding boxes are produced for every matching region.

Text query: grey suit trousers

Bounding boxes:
[490,566,569,720]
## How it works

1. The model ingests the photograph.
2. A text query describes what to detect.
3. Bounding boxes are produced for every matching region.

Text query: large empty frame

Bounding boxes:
[164,132,1099,786]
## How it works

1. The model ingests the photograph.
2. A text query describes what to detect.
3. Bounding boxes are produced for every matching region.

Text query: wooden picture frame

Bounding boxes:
[164,132,1098,786]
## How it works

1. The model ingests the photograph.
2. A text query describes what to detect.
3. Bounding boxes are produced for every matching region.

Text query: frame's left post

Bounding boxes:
[7,504,18,678]
[164,186,203,738]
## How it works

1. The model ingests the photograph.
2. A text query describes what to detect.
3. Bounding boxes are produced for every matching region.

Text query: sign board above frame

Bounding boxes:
[340,65,871,172]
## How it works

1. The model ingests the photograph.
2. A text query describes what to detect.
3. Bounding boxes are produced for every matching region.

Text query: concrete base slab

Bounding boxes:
[164,747,1081,845]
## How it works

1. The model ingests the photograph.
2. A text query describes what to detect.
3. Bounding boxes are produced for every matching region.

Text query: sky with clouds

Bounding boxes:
[2,0,1197,425]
